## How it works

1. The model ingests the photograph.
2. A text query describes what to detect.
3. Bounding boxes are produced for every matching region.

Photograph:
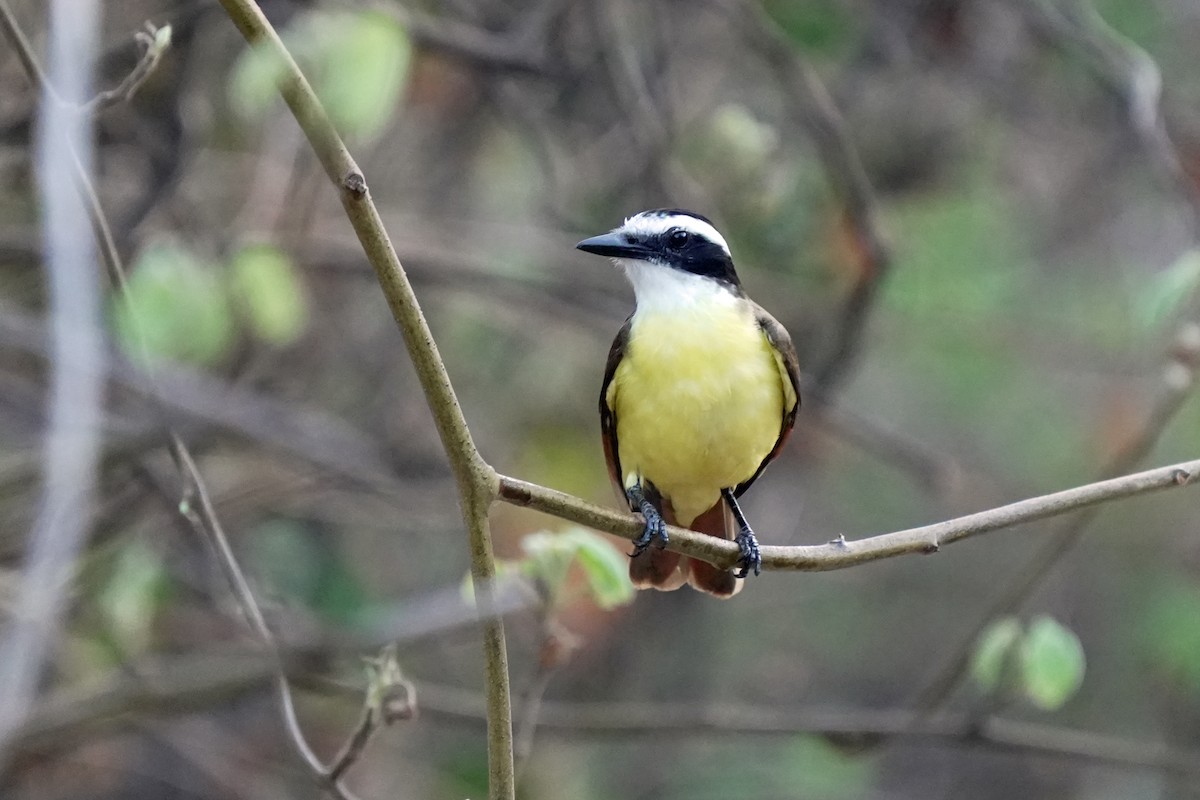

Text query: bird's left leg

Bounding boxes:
[722,488,762,578]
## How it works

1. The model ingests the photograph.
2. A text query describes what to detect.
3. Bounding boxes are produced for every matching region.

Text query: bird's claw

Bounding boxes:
[631,504,669,557]
[734,527,761,578]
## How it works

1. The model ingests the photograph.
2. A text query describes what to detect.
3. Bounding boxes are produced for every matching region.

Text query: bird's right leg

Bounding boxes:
[626,482,668,557]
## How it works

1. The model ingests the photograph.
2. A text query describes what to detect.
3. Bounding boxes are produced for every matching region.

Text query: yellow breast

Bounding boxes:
[610,299,786,526]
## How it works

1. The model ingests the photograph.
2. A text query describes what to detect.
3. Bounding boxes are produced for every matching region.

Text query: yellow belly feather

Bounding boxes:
[610,302,785,526]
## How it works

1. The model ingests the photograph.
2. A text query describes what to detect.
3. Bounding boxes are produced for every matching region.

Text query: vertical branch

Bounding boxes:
[0,0,105,752]
[210,2,514,797]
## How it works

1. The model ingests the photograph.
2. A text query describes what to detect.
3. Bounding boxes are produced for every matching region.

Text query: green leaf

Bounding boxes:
[564,529,635,609]
[970,616,1023,693]
[251,518,323,603]
[229,243,308,344]
[1141,578,1200,694]
[513,528,634,609]
[519,531,577,593]
[228,10,411,140]
[1019,615,1086,710]
[762,0,859,57]
[317,11,411,140]
[777,736,874,800]
[98,540,170,656]
[112,242,235,366]
[227,36,289,121]
[1135,249,1200,330]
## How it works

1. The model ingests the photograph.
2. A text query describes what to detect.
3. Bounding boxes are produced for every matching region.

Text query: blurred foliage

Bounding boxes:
[4,0,1200,798]
[670,737,874,800]
[466,527,634,611]
[111,241,235,365]
[763,0,860,58]
[229,243,309,344]
[97,539,172,658]
[517,528,634,610]
[230,9,411,140]
[250,517,369,624]
[1140,576,1200,697]
[972,615,1086,711]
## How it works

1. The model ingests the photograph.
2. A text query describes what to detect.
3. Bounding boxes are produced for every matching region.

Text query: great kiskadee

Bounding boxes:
[577,209,800,598]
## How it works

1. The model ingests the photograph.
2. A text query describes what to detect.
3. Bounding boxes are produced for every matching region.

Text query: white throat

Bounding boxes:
[619,259,739,316]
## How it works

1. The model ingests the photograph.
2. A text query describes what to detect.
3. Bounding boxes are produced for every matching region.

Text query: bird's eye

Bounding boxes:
[666,229,690,250]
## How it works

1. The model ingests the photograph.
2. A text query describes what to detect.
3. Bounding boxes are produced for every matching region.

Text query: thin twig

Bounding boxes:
[80,23,172,114]
[210,2,514,797]
[497,457,1200,572]
[169,438,362,800]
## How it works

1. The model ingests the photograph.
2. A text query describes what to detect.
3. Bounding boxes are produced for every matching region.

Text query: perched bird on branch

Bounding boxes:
[577,209,800,597]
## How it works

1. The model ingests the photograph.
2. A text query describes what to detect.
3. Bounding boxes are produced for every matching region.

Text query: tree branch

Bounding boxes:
[210,1,514,797]
[498,457,1200,572]
[415,684,1200,777]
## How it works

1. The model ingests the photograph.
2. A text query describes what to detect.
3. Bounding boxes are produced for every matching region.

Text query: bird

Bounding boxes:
[576,209,800,597]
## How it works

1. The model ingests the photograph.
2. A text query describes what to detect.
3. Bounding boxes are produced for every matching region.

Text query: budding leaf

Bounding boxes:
[1019,615,1086,710]
[229,244,308,344]
[564,529,634,609]
[970,616,1023,693]
[112,242,234,366]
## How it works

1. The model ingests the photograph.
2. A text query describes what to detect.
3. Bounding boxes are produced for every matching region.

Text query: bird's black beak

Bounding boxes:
[576,232,645,259]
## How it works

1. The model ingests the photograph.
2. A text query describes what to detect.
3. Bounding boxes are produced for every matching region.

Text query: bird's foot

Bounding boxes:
[734,526,761,578]
[627,484,668,557]
[722,487,763,579]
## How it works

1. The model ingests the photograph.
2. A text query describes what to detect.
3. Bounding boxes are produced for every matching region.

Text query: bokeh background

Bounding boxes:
[3,0,1200,797]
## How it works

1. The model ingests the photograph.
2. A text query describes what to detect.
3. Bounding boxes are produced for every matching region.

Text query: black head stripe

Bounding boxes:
[640,208,717,227]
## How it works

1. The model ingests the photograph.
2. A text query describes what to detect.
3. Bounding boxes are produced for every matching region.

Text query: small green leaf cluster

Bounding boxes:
[463,528,634,612]
[515,527,635,610]
[971,615,1087,710]
[111,241,308,366]
[1141,578,1200,695]
[229,10,411,141]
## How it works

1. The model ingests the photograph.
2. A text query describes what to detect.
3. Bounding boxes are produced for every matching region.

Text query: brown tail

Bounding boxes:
[628,497,742,598]
[684,499,743,598]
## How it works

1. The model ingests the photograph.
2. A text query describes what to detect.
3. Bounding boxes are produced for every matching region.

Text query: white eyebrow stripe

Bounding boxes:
[617,212,731,257]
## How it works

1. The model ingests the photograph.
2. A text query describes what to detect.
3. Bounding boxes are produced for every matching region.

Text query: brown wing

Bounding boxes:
[599,317,633,502]
[733,305,801,498]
